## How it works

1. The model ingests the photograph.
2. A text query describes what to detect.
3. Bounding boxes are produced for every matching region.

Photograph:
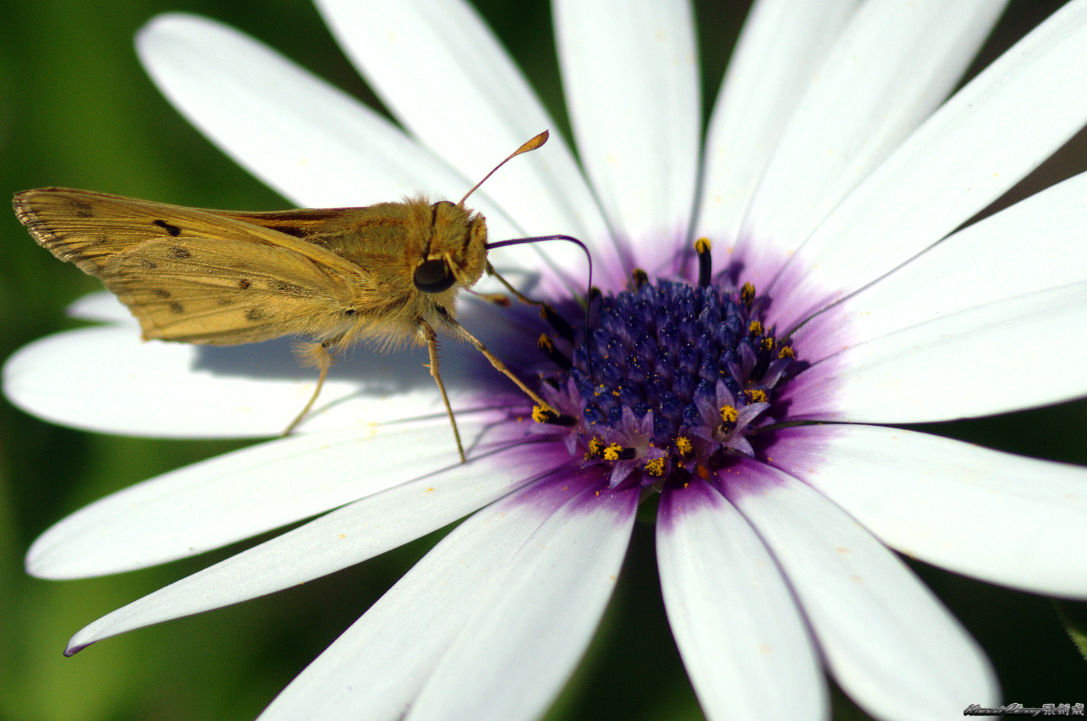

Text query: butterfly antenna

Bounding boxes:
[459,131,549,206]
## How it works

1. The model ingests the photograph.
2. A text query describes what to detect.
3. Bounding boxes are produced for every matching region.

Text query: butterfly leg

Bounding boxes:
[485,262,576,341]
[465,287,511,307]
[417,318,466,463]
[485,262,546,308]
[282,339,337,435]
[432,305,552,413]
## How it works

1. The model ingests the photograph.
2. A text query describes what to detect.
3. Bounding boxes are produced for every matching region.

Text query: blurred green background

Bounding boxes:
[1,0,1085,719]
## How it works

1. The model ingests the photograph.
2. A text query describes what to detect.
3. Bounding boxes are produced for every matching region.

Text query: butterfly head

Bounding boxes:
[414,200,488,295]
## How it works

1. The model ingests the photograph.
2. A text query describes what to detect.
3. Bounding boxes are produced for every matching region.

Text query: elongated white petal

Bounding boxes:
[727,465,998,720]
[258,476,586,721]
[314,0,615,289]
[2,325,502,437]
[734,0,1005,286]
[793,170,1087,363]
[657,477,826,721]
[407,477,638,721]
[696,0,860,248]
[64,441,559,654]
[786,281,1087,422]
[553,0,700,272]
[66,292,134,323]
[768,425,1087,597]
[28,419,545,578]
[766,0,1087,330]
[135,14,528,249]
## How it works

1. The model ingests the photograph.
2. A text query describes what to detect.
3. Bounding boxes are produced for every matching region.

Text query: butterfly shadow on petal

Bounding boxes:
[187,336,438,400]
[184,268,562,423]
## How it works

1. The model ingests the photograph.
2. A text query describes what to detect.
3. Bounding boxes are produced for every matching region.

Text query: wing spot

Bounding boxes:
[167,246,191,260]
[152,289,171,298]
[68,200,94,218]
[138,259,158,270]
[270,280,305,295]
[153,219,182,237]
[344,309,356,316]
[238,279,251,290]
[169,302,185,314]
[245,308,265,321]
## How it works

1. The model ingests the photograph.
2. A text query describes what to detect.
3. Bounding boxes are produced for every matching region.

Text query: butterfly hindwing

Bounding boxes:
[104,236,362,345]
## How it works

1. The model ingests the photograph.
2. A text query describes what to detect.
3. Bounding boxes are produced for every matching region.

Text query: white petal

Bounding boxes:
[313,0,616,289]
[728,464,999,720]
[768,424,1087,598]
[2,327,454,437]
[407,477,638,721]
[258,477,584,721]
[696,0,860,247]
[63,439,557,654]
[657,477,827,721]
[792,170,1087,364]
[3,299,536,438]
[27,419,543,578]
[553,0,700,271]
[766,0,1087,330]
[736,0,1005,287]
[66,292,134,323]
[786,281,1087,422]
[136,13,527,249]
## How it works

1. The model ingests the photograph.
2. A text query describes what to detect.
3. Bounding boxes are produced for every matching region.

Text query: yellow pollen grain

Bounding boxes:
[675,436,693,455]
[645,458,665,476]
[748,320,763,336]
[603,443,624,461]
[720,405,738,423]
[741,282,755,307]
[694,237,711,254]
[746,389,768,404]
[531,405,555,423]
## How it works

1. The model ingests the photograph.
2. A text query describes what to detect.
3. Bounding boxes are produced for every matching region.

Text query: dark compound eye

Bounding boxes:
[413,259,456,293]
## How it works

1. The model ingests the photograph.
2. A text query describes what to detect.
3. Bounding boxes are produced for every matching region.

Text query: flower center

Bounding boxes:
[532,240,801,488]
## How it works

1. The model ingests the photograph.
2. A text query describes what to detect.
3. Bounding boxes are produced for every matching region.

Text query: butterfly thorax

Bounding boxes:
[274,196,488,348]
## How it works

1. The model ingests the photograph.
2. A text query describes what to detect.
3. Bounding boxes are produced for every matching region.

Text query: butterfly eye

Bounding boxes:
[413,259,457,293]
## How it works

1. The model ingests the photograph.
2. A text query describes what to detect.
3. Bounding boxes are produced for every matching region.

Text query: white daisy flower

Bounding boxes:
[7,1,1087,720]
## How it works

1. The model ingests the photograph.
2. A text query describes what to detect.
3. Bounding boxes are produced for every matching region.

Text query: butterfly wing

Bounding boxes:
[14,187,398,346]
[14,188,287,275]
[103,236,363,345]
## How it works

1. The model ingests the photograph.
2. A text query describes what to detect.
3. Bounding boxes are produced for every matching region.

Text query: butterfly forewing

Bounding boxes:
[14,188,279,274]
[14,188,385,345]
